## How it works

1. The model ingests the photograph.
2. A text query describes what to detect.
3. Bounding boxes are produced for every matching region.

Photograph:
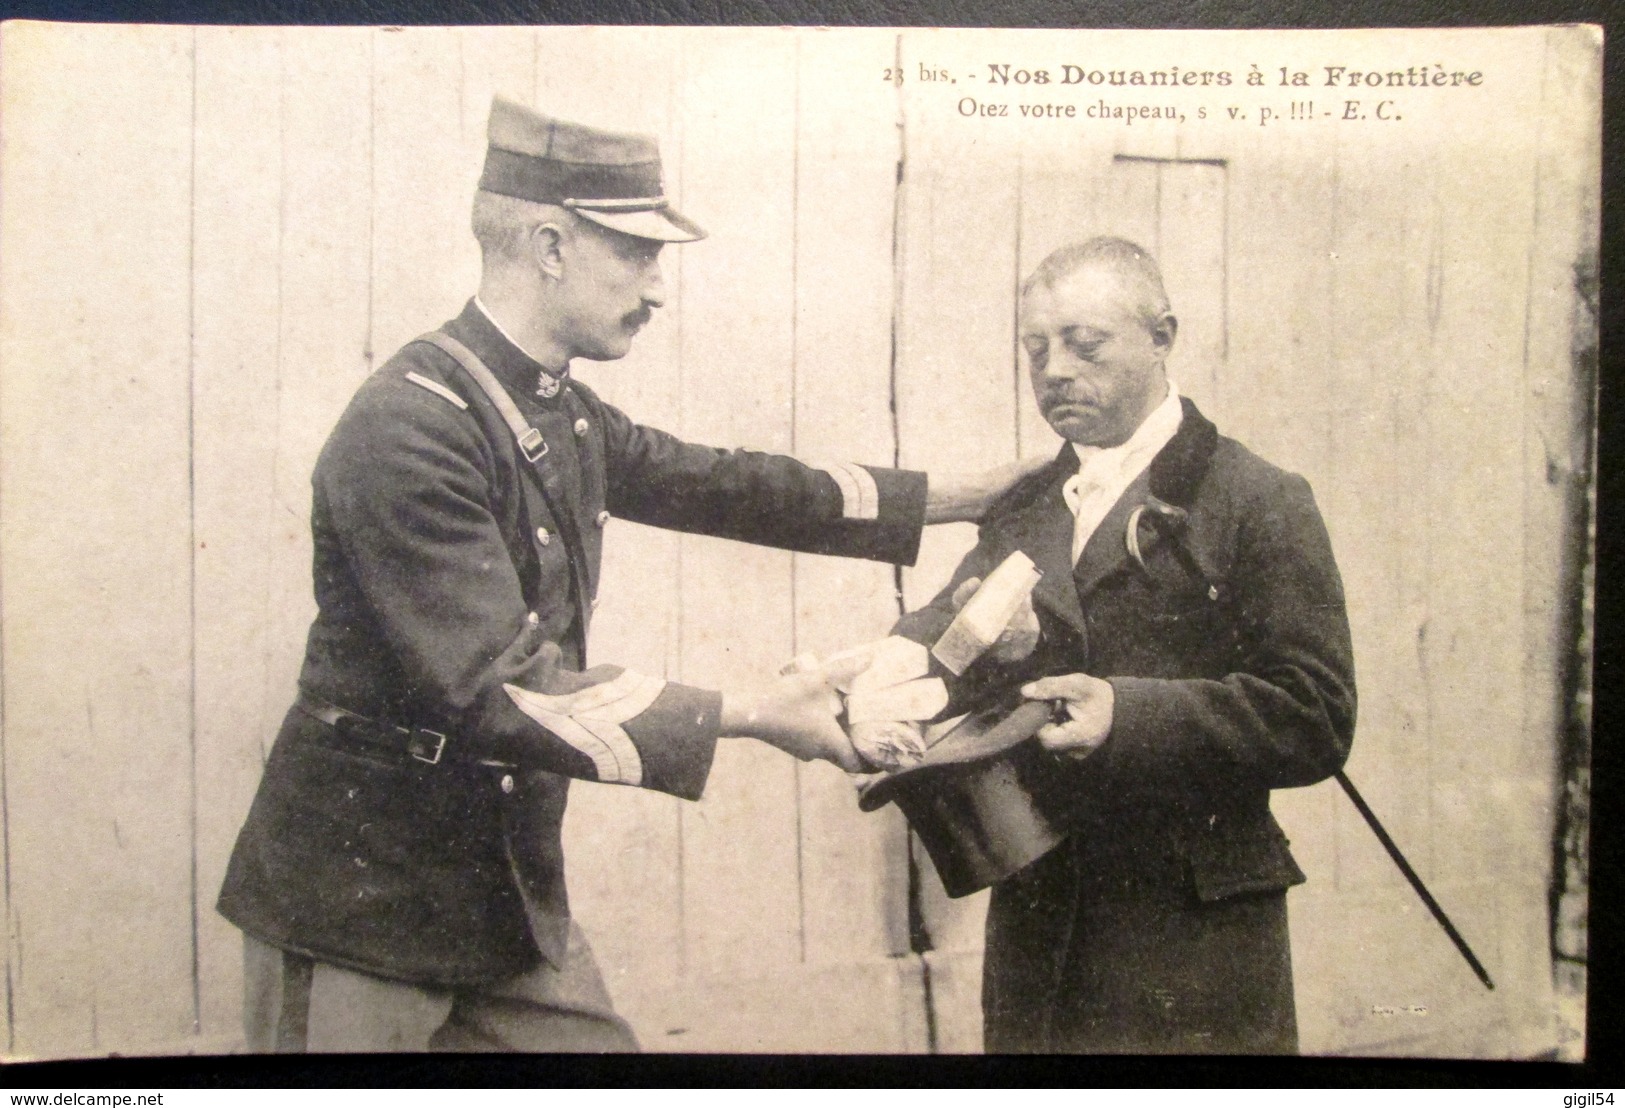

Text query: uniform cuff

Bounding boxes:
[862,466,928,566]
[624,684,723,801]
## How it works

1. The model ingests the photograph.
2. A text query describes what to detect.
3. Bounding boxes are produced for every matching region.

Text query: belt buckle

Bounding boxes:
[403,727,447,766]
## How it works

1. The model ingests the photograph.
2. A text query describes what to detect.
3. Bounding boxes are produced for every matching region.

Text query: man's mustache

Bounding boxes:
[623,307,655,329]
[1039,391,1100,411]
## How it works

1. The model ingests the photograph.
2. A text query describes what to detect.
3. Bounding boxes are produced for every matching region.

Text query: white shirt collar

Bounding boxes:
[1062,383,1184,564]
[473,295,562,377]
[1070,382,1184,482]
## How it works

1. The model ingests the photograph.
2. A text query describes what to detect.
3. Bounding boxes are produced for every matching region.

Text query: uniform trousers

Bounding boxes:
[242,923,638,1053]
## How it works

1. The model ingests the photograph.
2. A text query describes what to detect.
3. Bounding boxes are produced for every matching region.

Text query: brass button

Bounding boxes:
[527,611,539,626]
[596,510,610,527]
[536,526,551,546]
[574,418,590,438]
[500,774,515,794]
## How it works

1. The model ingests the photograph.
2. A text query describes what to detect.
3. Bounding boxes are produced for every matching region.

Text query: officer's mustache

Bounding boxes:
[623,307,655,330]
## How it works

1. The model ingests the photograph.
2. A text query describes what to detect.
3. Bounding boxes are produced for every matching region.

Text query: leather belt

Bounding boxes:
[294,693,514,770]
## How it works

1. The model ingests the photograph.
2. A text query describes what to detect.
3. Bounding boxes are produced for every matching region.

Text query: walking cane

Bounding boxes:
[1333,769,1495,990]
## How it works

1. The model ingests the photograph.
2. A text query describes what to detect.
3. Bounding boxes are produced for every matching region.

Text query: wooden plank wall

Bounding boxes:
[0,23,1594,1060]
[0,23,197,1057]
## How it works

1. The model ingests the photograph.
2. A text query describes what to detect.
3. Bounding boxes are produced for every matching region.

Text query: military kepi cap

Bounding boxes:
[480,96,705,243]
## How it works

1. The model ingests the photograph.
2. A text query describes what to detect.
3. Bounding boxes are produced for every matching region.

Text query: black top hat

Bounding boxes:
[858,699,1070,898]
[479,97,705,243]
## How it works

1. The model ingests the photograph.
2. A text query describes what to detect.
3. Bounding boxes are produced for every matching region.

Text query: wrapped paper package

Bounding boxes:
[783,635,938,769]
[817,635,930,694]
[930,550,1042,675]
[844,677,949,724]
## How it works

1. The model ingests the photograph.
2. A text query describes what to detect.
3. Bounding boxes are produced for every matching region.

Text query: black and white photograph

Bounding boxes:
[0,22,1599,1063]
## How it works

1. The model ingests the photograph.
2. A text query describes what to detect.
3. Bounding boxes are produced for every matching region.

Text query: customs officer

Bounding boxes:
[217,98,1030,1052]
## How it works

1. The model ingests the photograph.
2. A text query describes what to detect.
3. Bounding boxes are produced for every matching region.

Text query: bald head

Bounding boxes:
[1022,237,1171,333]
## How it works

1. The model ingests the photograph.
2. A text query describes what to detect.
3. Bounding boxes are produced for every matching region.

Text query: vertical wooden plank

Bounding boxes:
[1321,115,1439,895]
[673,30,803,981]
[371,28,472,360]
[894,30,1020,960]
[1103,158,1161,261]
[1156,163,1226,418]
[1519,23,1599,872]
[1222,121,1337,481]
[1513,37,1598,1053]
[1015,145,1111,462]
[0,23,196,1056]
[1225,120,1341,894]
[458,27,534,147]
[1421,38,1540,890]
[191,25,285,1047]
[260,29,375,745]
[791,29,913,966]
[529,26,690,1024]
[1502,24,1597,1053]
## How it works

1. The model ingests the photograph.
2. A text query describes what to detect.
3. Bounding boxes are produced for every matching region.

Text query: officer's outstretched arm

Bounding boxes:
[584,384,1049,564]
[923,455,1053,524]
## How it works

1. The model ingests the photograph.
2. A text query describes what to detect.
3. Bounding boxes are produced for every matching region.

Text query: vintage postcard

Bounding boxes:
[0,22,1597,1062]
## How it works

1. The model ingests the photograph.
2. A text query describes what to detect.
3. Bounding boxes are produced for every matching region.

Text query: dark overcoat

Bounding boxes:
[893,398,1356,1054]
[218,300,927,987]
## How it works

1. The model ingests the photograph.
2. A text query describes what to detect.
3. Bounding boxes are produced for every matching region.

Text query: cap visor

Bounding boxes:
[574,205,707,243]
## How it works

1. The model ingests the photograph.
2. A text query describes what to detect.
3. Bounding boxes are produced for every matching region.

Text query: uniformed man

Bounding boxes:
[216,97,1037,1053]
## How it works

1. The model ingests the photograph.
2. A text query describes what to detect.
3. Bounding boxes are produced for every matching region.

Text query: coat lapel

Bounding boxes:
[998,451,1089,639]
[1072,397,1220,603]
[1071,469,1152,601]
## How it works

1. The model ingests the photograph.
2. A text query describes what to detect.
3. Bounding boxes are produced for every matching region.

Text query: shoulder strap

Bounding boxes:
[411,331,594,660]
[416,332,549,462]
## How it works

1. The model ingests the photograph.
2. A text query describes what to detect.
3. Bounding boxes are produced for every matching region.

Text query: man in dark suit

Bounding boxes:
[217,97,1034,1053]
[890,236,1357,1054]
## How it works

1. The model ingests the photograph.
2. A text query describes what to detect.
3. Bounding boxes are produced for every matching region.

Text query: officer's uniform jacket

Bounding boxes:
[892,398,1356,1053]
[219,300,927,986]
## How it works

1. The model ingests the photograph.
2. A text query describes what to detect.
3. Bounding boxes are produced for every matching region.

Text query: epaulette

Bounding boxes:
[405,370,469,410]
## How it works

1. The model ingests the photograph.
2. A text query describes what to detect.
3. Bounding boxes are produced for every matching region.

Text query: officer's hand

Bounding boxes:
[949,576,1041,664]
[722,673,865,773]
[1021,673,1114,761]
[924,455,1052,524]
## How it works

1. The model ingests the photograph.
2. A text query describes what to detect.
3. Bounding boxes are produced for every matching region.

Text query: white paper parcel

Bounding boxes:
[844,676,951,724]
[818,635,932,694]
[930,549,1043,675]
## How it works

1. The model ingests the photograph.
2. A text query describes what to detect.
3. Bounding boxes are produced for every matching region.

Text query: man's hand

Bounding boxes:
[721,672,864,772]
[1021,674,1115,761]
[950,576,1040,664]
[925,455,1052,524]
